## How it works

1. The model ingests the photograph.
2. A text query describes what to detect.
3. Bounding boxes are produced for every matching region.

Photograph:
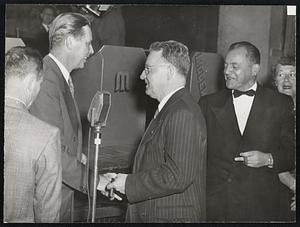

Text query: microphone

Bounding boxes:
[87,91,111,127]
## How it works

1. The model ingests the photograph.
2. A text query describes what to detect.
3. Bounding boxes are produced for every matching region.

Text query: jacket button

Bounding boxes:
[227,177,232,182]
[73,136,76,142]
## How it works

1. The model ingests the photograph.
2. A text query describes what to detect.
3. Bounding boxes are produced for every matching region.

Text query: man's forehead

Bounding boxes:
[42,8,54,15]
[225,47,247,62]
[146,50,164,64]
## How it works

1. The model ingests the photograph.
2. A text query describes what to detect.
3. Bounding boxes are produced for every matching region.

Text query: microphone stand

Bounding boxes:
[89,107,102,223]
[91,123,101,223]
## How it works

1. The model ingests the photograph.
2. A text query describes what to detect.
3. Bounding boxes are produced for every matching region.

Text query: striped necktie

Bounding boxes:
[154,109,159,119]
[68,77,75,98]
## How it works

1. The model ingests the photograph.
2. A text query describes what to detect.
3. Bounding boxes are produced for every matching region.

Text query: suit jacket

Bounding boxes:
[30,55,87,193]
[125,88,207,223]
[199,85,295,222]
[4,98,62,223]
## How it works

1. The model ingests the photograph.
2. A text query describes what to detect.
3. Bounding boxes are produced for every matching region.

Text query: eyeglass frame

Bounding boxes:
[143,64,171,76]
[276,72,296,80]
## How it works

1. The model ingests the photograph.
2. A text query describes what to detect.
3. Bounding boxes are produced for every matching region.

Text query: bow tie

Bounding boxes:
[233,89,255,98]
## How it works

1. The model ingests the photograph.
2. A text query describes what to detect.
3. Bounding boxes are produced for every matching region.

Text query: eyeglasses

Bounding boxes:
[277,72,296,80]
[143,64,170,76]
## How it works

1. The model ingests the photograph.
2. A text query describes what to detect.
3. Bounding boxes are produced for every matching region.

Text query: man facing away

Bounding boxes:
[29,12,94,222]
[99,40,207,223]
[4,46,62,222]
[199,41,295,222]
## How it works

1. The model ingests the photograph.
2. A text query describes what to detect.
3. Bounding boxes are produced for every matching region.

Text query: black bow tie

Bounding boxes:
[233,89,256,98]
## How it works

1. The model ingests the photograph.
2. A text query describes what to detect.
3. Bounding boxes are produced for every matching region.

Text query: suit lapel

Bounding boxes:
[211,89,241,138]
[132,88,186,172]
[43,56,81,138]
[242,85,267,138]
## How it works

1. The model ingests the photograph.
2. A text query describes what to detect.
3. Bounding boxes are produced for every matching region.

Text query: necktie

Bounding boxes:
[154,109,159,119]
[233,89,255,98]
[68,77,75,98]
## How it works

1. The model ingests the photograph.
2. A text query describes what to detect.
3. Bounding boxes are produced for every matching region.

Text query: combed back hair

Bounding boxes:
[49,12,90,50]
[5,46,43,80]
[149,40,190,76]
[229,41,260,65]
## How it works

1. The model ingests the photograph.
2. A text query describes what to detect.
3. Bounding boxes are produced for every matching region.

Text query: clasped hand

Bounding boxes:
[97,172,128,201]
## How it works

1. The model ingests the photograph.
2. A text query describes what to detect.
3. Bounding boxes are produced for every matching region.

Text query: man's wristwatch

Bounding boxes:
[267,153,273,168]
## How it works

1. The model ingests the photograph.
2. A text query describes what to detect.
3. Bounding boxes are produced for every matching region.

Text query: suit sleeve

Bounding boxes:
[272,96,295,172]
[34,128,62,223]
[125,109,203,203]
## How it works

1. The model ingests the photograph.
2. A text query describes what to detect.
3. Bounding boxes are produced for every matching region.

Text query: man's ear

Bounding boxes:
[65,35,74,50]
[24,73,36,91]
[167,65,175,80]
[252,64,260,77]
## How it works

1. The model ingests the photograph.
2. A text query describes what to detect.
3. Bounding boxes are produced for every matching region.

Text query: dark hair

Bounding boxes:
[49,12,90,50]
[149,40,190,76]
[276,56,295,67]
[5,46,43,79]
[229,41,260,64]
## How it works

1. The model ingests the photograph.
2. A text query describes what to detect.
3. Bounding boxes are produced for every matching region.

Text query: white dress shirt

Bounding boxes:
[232,82,257,135]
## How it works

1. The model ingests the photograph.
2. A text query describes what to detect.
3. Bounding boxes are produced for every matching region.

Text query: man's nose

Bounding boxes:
[140,71,146,80]
[224,65,231,75]
[89,45,94,56]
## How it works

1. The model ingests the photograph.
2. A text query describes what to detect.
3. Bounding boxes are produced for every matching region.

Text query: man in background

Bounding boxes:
[4,46,62,222]
[199,41,295,221]
[30,12,94,222]
[100,40,207,223]
[29,5,56,56]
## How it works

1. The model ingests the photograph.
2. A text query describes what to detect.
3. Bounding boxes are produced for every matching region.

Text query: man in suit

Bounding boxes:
[28,5,56,56]
[4,46,62,222]
[99,40,207,223]
[29,12,94,222]
[199,41,295,222]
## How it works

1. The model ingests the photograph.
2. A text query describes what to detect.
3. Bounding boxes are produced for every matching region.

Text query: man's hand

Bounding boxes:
[97,173,123,200]
[97,173,116,192]
[234,150,270,168]
[106,173,128,195]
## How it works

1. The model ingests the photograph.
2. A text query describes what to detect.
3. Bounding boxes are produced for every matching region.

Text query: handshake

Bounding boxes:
[96,172,128,201]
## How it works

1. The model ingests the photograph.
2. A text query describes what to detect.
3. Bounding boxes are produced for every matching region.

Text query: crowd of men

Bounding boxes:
[4,10,295,223]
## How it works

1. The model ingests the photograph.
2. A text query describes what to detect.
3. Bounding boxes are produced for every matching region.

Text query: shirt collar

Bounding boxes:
[48,53,70,83]
[158,86,184,112]
[42,23,49,32]
[232,82,257,97]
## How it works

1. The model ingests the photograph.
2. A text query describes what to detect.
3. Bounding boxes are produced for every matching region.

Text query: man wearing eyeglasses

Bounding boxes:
[98,40,207,223]
[199,41,295,221]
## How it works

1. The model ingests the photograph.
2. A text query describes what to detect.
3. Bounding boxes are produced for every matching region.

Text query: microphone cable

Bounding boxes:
[86,126,92,222]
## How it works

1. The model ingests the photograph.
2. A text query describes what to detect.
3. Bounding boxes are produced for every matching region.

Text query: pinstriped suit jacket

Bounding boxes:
[4,99,62,222]
[125,88,207,223]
